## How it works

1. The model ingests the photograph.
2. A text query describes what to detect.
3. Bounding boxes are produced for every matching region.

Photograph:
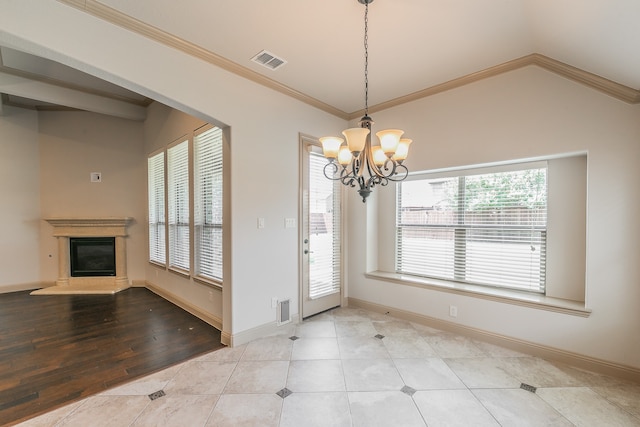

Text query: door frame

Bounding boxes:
[298,133,346,319]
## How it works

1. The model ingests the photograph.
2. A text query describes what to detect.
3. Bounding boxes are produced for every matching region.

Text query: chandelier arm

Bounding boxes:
[381,158,399,177]
[323,161,364,189]
[386,163,409,182]
[363,146,399,180]
[323,161,343,181]
[352,153,364,179]
[366,174,388,189]
[340,169,358,188]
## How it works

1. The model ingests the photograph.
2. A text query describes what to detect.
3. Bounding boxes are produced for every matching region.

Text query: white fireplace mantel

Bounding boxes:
[33,217,133,295]
[45,217,132,237]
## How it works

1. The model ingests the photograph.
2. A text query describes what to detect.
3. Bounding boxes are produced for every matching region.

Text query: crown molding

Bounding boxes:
[57,0,350,120]
[351,54,640,119]
[530,53,640,104]
[349,55,535,119]
[57,0,640,122]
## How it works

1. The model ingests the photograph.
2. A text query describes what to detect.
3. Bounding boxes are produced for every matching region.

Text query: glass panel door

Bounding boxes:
[301,138,341,318]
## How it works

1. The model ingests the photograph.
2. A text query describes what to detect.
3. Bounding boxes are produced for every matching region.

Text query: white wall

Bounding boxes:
[0,106,40,291]
[0,1,346,340]
[347,66,640,369]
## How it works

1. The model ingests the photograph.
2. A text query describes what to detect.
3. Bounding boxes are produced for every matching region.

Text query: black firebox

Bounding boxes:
[69,237,116,277]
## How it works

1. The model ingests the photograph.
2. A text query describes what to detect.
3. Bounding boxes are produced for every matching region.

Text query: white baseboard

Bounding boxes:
[145,281,223,332]
[229,314,300,347]
[141,281,301,348]
[348,297,640,384]
[221,330,232,347]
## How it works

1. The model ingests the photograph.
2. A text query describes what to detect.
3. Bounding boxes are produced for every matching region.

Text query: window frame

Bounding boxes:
[396,161,548,294]
[369,153,589,316]
[308,148,342,299]
[147,124,225,287]
[193,124,224,284]
[147,149,166,266]
[167,137,191,275]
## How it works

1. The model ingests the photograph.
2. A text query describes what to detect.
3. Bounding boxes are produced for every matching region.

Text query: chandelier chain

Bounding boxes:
[320,0,411,203]
[364,1,369,116]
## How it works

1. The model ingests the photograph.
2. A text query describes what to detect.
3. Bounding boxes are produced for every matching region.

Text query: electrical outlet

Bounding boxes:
[449,305,458,318]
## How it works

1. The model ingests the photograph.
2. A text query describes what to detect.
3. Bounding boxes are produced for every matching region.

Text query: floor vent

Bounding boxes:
[520,383,537,393]
[277,299,291,325]
[251,50,287,70]
[148,390,166,400]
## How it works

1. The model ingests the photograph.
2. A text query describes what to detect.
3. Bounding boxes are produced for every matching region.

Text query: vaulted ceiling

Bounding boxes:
[1,0,639,120]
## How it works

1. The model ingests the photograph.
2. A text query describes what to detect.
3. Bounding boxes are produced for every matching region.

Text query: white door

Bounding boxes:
[300,137,342,319]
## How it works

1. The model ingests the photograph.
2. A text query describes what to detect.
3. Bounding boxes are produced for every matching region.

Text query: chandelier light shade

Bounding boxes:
[320,0,413,202]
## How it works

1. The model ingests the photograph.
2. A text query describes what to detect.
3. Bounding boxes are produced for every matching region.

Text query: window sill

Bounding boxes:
[149,260,166,269]
[365,271,591,317]
[194,275,223,290]
[168,267,190,279]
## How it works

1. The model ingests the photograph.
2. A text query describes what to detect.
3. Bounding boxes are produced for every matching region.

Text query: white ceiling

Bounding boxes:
[1,0,639,119]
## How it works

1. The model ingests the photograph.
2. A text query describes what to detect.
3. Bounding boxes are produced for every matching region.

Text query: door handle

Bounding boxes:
[304,249,314,254]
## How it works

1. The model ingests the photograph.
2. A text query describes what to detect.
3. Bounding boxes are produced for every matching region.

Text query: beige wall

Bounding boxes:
[142,102,225,326]
[0,0,347,343]
[0,106,40,291]
[4,2,638,370]
[38,111,147,284]
[347,66,640,369]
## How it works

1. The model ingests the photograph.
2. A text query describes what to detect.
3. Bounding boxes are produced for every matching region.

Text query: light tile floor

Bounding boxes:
[17,307,640,426]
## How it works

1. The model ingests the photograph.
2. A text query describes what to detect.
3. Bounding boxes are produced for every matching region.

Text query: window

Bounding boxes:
[147,124,225,283]
[147,151,166,265]
[397,162,547,293]
[167,139,190,272]
[194,126,223,281]
[308,150,341,299]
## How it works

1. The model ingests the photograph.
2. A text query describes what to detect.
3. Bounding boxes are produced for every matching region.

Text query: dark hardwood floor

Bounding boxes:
[0,287,223,426]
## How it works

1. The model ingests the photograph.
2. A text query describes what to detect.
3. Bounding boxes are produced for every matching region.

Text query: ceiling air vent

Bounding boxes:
[251,50,287,70]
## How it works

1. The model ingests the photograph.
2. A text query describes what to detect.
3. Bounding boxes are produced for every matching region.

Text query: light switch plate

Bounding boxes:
[90,172,102,182]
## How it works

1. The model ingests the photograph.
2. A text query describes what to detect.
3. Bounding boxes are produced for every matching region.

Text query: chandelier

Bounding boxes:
[320,0,412,203]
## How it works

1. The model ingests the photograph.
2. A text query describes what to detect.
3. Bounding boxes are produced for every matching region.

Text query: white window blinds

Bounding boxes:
[147,151,166,265]
[308,151,341,299]
[397,164,547,293]
[167,140,190,272]
[194,126,223,281]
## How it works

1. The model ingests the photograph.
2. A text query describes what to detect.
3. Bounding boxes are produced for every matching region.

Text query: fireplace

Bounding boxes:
[70,237,116,277]
[32,217,132,295]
